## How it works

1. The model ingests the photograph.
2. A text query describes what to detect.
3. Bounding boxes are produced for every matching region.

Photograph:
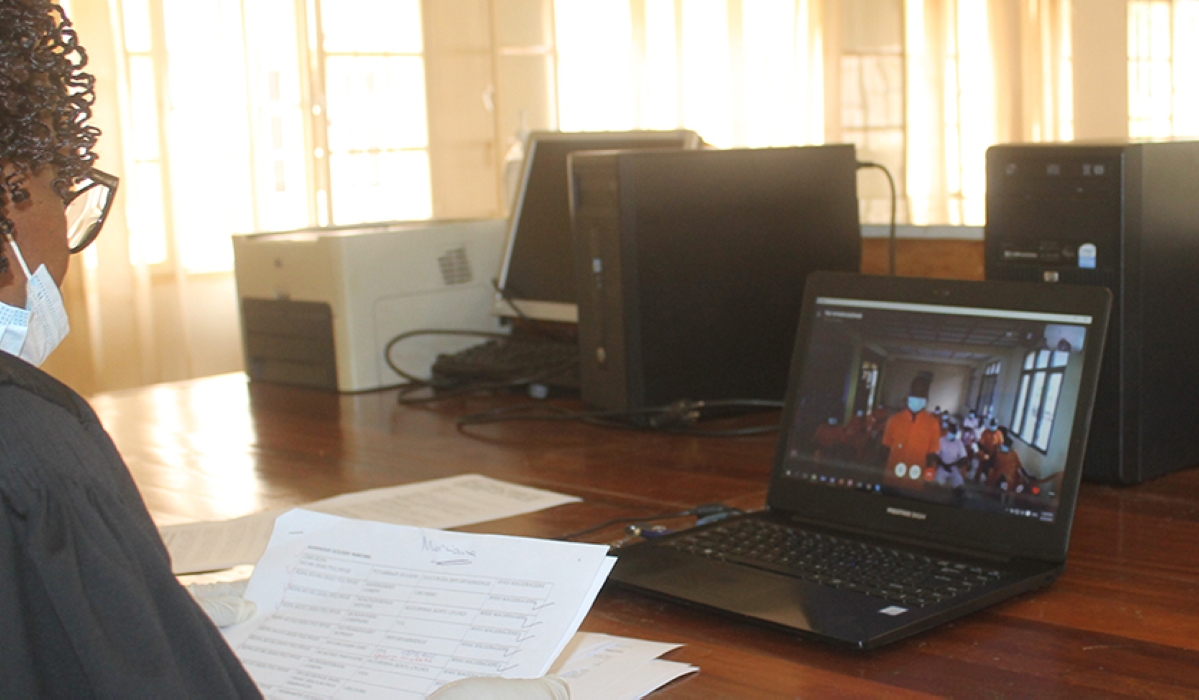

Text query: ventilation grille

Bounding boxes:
[438,246,472,286]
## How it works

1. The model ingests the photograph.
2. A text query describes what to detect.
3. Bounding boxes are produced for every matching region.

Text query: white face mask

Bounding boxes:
[0,236,70,366]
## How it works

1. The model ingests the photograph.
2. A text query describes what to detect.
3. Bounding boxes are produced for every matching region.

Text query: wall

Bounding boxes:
[1073,0,1128,140]
[147,274,244,382]
[880,360,974,416]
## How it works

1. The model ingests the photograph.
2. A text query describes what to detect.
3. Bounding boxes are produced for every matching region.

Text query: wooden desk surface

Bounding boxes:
[91,373,1199,698]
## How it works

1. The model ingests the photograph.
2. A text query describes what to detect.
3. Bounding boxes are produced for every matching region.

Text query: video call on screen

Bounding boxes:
[781,298,1093,524]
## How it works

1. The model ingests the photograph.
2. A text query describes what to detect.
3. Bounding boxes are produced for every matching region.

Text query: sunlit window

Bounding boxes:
[1012,350,1068,453]
[940,0,993,226]
[320,0,431,225]
[840,0,905,224]
[1129,0,1199,138]
[112,0,432,274]
[553,0,1005,227]
[553,3,635,131]
[554,0,823,148]
[974,360,1001,418]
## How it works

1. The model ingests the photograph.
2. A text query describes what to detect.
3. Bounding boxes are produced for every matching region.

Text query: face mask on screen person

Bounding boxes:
[0,235,69,365]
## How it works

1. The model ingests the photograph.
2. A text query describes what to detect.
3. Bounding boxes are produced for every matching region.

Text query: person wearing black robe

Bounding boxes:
[0,352,263,697]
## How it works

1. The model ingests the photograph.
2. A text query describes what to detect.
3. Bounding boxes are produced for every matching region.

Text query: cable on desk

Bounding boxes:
[558,502,744,541]
[455,398,784,437]
[385,328,509,383]
[384,327,579,405]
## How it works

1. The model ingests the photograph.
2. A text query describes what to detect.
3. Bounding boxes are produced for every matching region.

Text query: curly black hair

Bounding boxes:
[0,0,100,274]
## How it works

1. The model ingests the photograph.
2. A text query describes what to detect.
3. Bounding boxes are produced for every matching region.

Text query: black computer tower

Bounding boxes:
[985,141,1199,483]
[568,145,861,413]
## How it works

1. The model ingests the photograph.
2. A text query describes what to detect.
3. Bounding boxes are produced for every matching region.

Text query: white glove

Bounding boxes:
[428,675,569,699]
[187,579,258,628]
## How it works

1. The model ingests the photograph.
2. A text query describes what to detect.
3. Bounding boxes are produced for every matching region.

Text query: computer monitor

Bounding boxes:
[491,130,702,323]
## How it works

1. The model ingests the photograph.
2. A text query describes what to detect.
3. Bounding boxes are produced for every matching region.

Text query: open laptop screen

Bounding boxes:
[778,295,1096,525]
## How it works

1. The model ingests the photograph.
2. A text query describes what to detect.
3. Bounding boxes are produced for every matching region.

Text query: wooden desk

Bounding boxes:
[91,373,1199,698]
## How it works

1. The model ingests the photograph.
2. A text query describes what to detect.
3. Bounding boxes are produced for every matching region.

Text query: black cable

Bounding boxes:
[557,502,743,541]
[384,328,510,384]
[491,278,530,322]
[456,398,783,437]
[385,328,515,404]
[384,325,581,405]
[557,510,693,541]
[856,160,899,276]
[394,358,579,405]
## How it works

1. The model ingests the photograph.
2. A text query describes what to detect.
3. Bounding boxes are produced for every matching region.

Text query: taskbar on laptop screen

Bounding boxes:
[780,297,1095,524]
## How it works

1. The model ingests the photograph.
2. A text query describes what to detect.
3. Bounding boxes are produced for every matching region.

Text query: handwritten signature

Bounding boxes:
[422,534,477,565]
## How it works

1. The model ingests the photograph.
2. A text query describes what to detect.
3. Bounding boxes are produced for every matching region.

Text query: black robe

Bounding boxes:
[0,352,261,698]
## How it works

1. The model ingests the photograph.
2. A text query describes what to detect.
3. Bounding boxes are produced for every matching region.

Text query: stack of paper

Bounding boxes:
[551,632,698,699]
[223,510,614,698]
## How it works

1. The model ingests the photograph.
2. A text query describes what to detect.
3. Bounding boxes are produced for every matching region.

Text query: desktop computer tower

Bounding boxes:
[569,145,861,413]
[985,141,1199,483]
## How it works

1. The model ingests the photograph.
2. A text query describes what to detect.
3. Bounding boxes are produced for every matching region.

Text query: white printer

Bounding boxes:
[232,219,507,392]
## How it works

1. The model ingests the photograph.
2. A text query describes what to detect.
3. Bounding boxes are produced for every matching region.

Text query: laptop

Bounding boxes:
[608,271,1111,649]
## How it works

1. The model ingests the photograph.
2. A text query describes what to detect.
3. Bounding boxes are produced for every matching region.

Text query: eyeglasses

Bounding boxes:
[64,168,119,254]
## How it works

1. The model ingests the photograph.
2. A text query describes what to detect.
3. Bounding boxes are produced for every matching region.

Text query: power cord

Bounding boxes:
[856,160,899,276]
[455,398,783,437]
[385,277,584,405]
[385,328,509,384]
[384,326,579,405]
[558,502,744,541]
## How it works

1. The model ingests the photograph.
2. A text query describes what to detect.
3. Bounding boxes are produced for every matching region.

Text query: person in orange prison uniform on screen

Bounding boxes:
[986,426,1030,492]
[882,376,942,490]
[976,417,1003,483]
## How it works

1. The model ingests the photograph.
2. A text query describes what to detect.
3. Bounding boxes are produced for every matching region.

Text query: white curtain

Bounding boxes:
[47,0,156,396]
[555,0,827,148]
[554,0,1073,227]
[902,0,1072,225]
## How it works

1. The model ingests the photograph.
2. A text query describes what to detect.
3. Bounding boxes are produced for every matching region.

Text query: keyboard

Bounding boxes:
[430,335,580,389]
[663,518,1005,607]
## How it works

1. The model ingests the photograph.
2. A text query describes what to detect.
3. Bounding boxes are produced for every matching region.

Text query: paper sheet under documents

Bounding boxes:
[550,632,699,700]
[223,509,614,698]
[160,474,581,574]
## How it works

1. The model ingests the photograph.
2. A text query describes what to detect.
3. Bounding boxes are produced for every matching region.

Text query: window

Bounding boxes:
[927,0,994,226]
[1012,349,1068,453]
[318,1,431,226]
[552,0,1018,227]
[975,360,1001,418]
[840,0,905,224]
[1128,0,1199,138]
[112,0,431,273]
[553,0,825,148]
[855,360,880,413]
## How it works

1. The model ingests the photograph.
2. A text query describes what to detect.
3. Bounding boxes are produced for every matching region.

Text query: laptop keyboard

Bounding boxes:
[663,518,1005,608]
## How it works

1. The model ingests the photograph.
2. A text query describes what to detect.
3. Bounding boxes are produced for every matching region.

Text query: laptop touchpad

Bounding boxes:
[613,548,818,629]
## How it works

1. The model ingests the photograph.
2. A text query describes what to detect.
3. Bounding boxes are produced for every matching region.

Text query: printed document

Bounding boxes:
[161,474,581,574]
[223,509,613,699]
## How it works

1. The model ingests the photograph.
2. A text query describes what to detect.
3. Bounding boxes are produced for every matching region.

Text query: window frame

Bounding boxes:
[1011,349,1068,454]
[974,360,1001,418]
